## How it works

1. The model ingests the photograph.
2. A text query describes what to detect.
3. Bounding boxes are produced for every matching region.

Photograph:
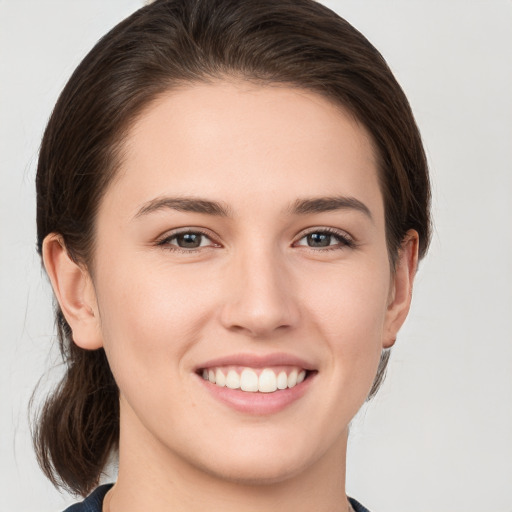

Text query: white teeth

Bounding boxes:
[258,369,277,393]
[277,371,288,390]
[202,366,308,393]
[225,369,241,389]
[215,368,226,387]
[240,368,259,392]
[287,369,298,388]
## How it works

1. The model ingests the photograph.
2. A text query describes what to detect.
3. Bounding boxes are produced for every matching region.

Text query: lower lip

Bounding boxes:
[197,373,315,415]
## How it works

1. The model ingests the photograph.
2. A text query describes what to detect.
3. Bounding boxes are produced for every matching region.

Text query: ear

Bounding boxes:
[42,233,103,350]
[382,229,419,349]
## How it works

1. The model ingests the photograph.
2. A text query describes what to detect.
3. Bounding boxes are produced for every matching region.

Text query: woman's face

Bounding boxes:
[85,81,414,484]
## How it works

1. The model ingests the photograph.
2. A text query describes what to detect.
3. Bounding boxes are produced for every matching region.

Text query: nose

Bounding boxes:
[219,246,300,338]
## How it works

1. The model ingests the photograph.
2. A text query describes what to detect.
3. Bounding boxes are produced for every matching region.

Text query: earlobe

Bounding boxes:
[42,233,103,350]
[383,230,419,348]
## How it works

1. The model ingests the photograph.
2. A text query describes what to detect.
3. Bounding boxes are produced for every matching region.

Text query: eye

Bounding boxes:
[158,230,219,251]
[294,229,355,250]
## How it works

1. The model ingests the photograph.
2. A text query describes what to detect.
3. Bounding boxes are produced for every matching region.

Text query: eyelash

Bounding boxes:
[294,227,356,251]
[156,227,356,253]
[156,229,219,253]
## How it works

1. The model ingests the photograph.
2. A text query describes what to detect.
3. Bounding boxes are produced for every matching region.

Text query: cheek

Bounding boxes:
[94,260,216,381]
[297,260,390,365]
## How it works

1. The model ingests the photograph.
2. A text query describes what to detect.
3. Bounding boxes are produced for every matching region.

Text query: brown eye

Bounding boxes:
[175,232,204,248]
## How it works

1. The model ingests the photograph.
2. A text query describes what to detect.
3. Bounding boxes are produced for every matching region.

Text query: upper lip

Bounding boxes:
[196,352,316,371]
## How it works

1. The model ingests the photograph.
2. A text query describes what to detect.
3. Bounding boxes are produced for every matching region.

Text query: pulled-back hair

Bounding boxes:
[34,0,431,497]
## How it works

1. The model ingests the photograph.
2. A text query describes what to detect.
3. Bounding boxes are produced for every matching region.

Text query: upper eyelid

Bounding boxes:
[156,228,220,248]
[158,227,216,240]
[295,226,353,240]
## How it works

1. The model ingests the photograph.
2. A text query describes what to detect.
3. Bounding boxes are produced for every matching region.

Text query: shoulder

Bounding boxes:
[349,496,372,512]
[62,484,113,512]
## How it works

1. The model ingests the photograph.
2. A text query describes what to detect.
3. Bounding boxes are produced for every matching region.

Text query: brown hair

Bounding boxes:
[34,0,431,497]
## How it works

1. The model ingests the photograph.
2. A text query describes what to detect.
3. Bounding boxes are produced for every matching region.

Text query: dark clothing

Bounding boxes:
[350,497,372,512]
[63,484,113,512]
[63,483,371,512]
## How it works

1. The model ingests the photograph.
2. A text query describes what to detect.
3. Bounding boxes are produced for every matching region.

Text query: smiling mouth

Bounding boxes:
[198,366,311,393]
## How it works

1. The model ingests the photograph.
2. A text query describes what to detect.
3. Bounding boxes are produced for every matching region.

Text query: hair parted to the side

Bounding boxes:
[34,0,431,497]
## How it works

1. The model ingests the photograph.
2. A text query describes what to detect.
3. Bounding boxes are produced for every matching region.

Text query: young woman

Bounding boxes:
[34,1,431,511]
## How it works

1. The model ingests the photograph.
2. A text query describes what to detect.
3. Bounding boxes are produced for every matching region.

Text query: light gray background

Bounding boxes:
[1,1,511,511]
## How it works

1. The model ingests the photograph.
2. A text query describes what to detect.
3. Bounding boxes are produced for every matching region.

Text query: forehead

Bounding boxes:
[107,80,382,220]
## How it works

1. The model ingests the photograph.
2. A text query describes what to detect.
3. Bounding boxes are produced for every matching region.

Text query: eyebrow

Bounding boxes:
[135,196,231,218]
[289,196,373,221]
[134,195,372,221]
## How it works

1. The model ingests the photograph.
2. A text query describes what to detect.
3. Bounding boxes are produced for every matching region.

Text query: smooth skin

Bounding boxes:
[43,81,418,512]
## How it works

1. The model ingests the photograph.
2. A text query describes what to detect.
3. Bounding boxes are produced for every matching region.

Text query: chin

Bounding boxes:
[184,432,327,487]
[199,454,309,486]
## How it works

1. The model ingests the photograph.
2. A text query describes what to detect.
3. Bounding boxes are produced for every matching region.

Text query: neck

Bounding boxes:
[108,404,350,512]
